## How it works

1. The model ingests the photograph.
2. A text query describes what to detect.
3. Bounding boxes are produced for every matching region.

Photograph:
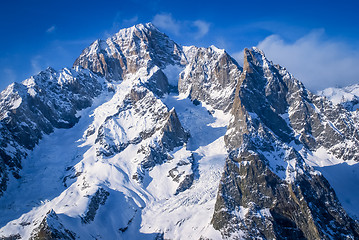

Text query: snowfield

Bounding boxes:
[1,23,359,239]
[0,76,229,239]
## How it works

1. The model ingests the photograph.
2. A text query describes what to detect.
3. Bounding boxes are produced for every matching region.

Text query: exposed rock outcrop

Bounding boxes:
[213,47,359,239]
[30,210,76,240]
[1,24,359,240]
[81,188,110,224]
[178,46,242,111]
[0,67,102,195]
[73,23,186,81]
[212,150,359,239]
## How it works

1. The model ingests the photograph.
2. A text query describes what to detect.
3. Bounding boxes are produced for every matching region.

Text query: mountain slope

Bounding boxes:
[319,84,359,111]
[178,45,242,112]
[212,48,359,239]
[0,23,359,240]
[0,67,102,196]
[73,22,186,81]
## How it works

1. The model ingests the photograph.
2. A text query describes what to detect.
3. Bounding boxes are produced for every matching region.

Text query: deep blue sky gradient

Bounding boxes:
[1,0,359,90]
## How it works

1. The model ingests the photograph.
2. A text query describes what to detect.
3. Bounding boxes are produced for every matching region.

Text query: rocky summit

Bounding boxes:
[0,23,359,239]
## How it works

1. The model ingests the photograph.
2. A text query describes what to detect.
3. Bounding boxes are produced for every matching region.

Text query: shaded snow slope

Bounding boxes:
[1,24,359,240]
[0,86,230,239]
[0,66,102,197]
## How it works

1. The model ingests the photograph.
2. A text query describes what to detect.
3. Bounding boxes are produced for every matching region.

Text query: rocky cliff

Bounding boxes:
[213,47,359,239]
[0,24,358,240]
[0,67,102,196]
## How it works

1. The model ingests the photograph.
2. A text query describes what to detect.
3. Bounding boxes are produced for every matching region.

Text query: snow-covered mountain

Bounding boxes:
[319,84,359,111]
[0,23,359,239]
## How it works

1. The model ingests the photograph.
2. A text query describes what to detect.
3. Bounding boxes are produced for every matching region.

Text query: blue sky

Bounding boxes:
[1,0,359,91]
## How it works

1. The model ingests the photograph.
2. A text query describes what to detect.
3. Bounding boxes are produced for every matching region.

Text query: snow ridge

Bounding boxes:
[0,23,359,240]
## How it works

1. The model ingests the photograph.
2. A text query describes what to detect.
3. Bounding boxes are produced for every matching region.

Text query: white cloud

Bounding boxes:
[152,13,181,35]
[46,25,56,33]
[256,30,359,91]
[193,20,210,39]
[152,13,210,39]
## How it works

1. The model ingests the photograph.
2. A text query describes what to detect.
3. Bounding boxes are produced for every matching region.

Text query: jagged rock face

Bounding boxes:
[95,83,188,169]
[213,47,359,239]
[1,24,359,240]
[226,47,359,161]
[225,48,299,149]
[30,210,76,240]
[159,109,189,150]
[94,85,169,158]
[144,68,170,97]
[212,150,359,239]
[0,67,102,195]
[81,188,110,224]
[178,46,242,111]
[73,23,186,81]
[90,62,188,173]
[0,24,186,198]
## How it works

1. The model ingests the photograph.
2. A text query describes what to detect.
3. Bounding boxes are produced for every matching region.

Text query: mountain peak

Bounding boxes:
[243,47,271,73]
[1,23,359,240]
[113,22,160,40]
[209,45,226,55]
[73,22,185,81]
[135,22,157,31]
